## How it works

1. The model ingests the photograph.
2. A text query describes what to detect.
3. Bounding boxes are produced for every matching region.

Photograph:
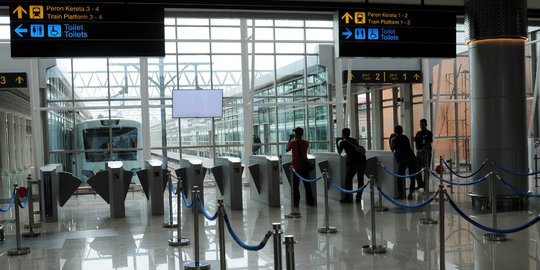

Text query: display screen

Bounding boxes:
[172,90,223,118]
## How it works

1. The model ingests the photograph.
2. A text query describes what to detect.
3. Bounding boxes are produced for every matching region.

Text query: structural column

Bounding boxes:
[0,112,7,175]
[466,0,528,209]
[21,119,28,168]
[14,116,23,171]
[7,114,16,173]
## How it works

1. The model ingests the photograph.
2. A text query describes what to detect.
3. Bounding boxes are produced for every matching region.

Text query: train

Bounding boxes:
[75,118,143,180]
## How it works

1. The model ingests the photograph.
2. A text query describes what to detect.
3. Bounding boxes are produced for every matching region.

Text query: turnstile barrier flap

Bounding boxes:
[317,160,329,173]
[365,157,378,178]
[175,167,187,196]
[58,172,83,207]
[88,170,110,204]
[122,170,133,201]
[248,164,261,194]
[136,169,150,200]
[211,166,224,196]
[281,162,292,185]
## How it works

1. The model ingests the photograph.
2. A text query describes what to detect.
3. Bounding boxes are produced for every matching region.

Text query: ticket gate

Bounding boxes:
[281,154,317,205]
[40,163,83,222]
[175,158,207,203]
[212,157,244,210]
[315,152,348,201]
[366,150,398,197]
[136,160,167,215]
[88,161,132,218]
[248,155,280,208]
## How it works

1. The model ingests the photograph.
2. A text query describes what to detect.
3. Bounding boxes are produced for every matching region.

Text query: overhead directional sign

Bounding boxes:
[343,70,422,84]
[9,3,164,57]
[337,9,455,58]
[0,73,28,89]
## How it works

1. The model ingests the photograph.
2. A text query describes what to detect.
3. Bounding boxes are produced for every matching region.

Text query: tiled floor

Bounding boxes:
[0,171,539,270]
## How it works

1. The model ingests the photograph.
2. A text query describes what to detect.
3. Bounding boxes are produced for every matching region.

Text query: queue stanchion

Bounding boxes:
[217,200,226,270]
[484,172,507,241]
[448,159,454,194]
[285,166,301,219]
[420,168,437,225]
[373,175,388,212]
[184,186,211,270]
[284,235,297,270]
[272,222,283,270]
[23,174,41,238]
[164,171,177,228]
[8,185,31,256]
[0,224,4,241]
[535,154,539,187]
[439,185,445,270]
[318,169,338,233]
[169,178,190,246]
[362,176,386,254]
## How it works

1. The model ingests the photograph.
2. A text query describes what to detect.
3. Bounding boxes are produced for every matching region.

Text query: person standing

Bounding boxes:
[286,127,315,206]
[414,119,431,190]
[336,128,367,203]
[389,125,420,199]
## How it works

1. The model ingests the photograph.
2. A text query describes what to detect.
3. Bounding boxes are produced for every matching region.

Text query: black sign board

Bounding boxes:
[0,73,28,88]
[337,9,455,58]
[343,70,422,84]
[9,3,164,57]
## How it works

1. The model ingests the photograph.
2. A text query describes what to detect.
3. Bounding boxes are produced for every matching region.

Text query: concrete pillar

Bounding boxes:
[371,90,383,150]
[400,84,414,143]
[7,113,15,173]
[14,115,22,171]
[0,112,7,175]
[21,118,28,168]
[466,0,528,209]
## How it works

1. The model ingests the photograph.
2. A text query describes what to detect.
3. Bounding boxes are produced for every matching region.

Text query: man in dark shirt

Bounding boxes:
[389,125,421,199]
[414,119,431,189]
[286,127,315,207]
[336,128,367,203]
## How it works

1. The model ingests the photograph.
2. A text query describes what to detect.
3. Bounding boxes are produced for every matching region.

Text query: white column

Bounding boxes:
[21,118,28,168]
[30,59,44,180]
[7,113,16,173]
[371,90,384,150]
[240,19,252,183]
[0,112,7,175]
[15,115,23,171]
[140,57,151,161]
[335,58,345,134]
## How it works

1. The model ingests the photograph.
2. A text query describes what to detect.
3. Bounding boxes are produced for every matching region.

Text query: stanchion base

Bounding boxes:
[163,222,178,228]
[22,231,41,238]
[169,238,190,246]
[362,244,386,254]
[419,218,438,225]
[8,247,31,256]
[184,261,211,270]
[285,212,302,219]
[318,226,338,234]
[374,206,389,212]
[483,233,507,242]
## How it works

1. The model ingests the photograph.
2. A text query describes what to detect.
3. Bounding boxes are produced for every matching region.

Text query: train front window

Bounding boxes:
[83,127,138,161]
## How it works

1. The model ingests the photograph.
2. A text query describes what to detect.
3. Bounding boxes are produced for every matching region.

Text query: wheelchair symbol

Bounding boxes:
[368,28,379,40]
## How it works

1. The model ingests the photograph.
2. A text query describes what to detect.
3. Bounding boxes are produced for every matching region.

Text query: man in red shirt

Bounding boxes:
[286,127,315,207]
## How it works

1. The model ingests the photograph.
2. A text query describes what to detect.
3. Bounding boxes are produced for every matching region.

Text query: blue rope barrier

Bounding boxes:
[327,176,369,194]
[382,166,424,178]
[181,189,193,208]
[446,192,540,234]
[223,214,273,251]
[443,159,488,178]
[292,170,322,183]
[498,177,540,198]
[197,196,218,221]
[376,186,437,209]
[430,171,489,186]
[0,191,16,212]
[493,162,540,176]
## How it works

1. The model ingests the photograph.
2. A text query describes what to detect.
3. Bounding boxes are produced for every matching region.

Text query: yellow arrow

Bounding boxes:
[15,76,24,84]
[413,73,421,80]
[341,12,353,24]
[12,6,27,19]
